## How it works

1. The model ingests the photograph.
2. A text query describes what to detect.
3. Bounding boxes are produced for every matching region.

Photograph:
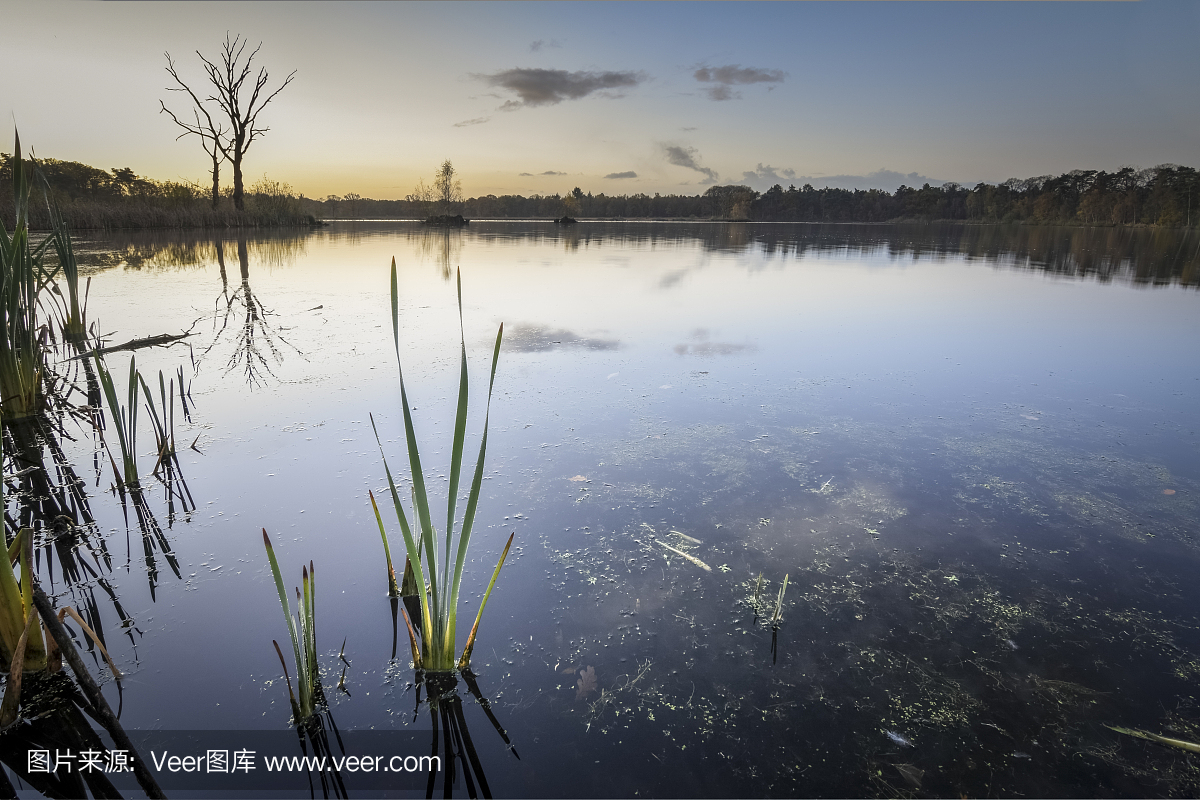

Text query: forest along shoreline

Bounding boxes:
[2,153,1198,231]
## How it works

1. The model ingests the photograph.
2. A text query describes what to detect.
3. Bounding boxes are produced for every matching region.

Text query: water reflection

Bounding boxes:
[205,236,301,387]
[69,228,309,274]
[72,221,1200,288]
[503,324,619,353]
[409,227,463,281]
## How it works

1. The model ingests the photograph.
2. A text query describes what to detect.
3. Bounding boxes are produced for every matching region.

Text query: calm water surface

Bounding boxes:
[41,221,1200,796]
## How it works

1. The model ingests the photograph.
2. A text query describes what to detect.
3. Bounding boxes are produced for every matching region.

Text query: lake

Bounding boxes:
[18,220,1200,797]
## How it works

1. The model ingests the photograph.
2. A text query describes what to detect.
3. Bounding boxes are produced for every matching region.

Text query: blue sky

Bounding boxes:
[4,1,1198,199]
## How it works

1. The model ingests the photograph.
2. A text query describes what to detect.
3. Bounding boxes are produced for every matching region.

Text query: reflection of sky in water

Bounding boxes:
[57,222,1200,796]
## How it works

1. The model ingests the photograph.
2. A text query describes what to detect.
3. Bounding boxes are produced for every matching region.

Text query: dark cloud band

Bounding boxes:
[478,68,645,109]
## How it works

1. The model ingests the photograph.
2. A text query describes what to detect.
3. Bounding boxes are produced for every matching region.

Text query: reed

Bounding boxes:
[262,529,321,722]
[38,173,87,344]
[771,573,789,628]
[92,353,140,490]
[372,261,511,673]
[0,133,49,420]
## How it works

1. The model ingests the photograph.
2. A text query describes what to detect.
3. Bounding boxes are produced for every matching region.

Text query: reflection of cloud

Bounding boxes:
[453,116,491,127]
[604,171,637,179]
[478,68,645,109]
[663,145,718,184]
[672,328,751,356]
[504,324,619,353]
[694,64,786,101]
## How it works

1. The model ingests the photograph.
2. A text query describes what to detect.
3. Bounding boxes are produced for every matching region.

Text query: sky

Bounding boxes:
[4,1,1199,200]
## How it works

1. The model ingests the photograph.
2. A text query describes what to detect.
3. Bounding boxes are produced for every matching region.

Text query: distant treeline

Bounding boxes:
[309,164,1200,228]
[0,153,316,229]
[4,151,1197,229]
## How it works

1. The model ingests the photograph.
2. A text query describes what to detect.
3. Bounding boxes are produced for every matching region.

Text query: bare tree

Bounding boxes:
[433,160,462,214]
[162,34,295,211]
[161,53,227,209]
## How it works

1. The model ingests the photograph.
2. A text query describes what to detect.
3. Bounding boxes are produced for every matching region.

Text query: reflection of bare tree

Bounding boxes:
[204,236,301,387]
[410,227,461,281]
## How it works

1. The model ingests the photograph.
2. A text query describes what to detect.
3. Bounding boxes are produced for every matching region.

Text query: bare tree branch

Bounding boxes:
[160,34,295,211]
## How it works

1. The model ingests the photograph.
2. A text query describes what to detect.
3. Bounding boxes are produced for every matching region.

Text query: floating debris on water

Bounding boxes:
[885,730,914,747]
[656,539,712,572]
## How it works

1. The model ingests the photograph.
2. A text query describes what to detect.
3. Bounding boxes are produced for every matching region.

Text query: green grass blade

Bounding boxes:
[446,322,503,662]
[443,269,470,631]
[262,529,306,714]
[370,414,434,660]
[390,260,443,653]
[369,490,400,597]
[458,532,514,671]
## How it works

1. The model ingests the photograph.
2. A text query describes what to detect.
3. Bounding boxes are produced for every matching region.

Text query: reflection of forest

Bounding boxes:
[68,228,309,273]
[67,222,1200,288]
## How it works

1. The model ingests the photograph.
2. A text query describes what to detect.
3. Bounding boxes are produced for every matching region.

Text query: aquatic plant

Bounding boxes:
[39,178,88,345]
[262,529,321,722]
[771,573,789,628]
[372,261,512,673]
[0,134,49,420]
[1108,725,1200,754]
[93,353,141,490]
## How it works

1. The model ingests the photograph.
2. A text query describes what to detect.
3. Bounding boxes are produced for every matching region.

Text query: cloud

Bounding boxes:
[529,39,562,52]
[453,116,490,128]
[739,163,797,190]
[519,172,534,177]
[694,64,786,101]
[604,171,638,179]
[478,68,646,109]
[541,170,567,176]
[663,145,718,184]
[786,168,947,192]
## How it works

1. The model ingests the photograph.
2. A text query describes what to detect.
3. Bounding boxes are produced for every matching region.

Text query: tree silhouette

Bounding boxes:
[161,34,295,211]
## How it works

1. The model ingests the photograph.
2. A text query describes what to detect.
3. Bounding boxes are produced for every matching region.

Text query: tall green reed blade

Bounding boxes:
[389,261,443,647]
[368,490,400,597]
[458,532,514,671]
[93,353,139,489]
[376,259,506,672]
[262,529,316,720]
[139,370,177,473]
[445,315,504,667]
[36,167,86,343]
[370,413,433,668]
[0,131,50,419]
